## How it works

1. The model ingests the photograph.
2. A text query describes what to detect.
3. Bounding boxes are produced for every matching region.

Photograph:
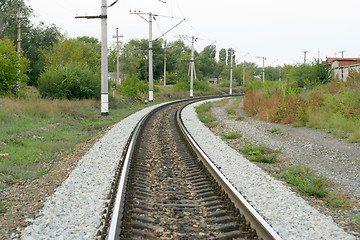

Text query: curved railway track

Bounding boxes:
[103,99,282,240]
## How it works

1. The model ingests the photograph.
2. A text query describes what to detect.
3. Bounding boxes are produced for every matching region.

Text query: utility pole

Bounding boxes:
[112,28,123,86]
[256,56,266,83]
[179,35,197,97]
[339,50,345,58]
[163,41,167,86]
[190,36,195,98]
[229,49,233,95]
[130,11,154,102]
[303,51,309,64]
[75,0,109,115]
[243,60,246,86]
[17,3,21,53]
[148,12,154,102]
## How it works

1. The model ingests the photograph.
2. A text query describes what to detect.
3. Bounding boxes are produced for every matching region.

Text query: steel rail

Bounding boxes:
[176,101,283,240]
[107,95,259,240]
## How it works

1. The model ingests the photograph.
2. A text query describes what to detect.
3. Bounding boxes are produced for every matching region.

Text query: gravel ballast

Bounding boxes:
[182,99,357,240]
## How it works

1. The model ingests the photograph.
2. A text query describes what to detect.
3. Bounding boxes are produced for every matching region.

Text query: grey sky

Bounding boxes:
[28,0,360,67]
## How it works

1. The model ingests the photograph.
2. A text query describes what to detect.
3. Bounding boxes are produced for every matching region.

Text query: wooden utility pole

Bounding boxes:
[17,3,21,53]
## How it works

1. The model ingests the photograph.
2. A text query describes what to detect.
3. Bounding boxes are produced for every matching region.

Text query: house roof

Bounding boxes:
[327,58,360,64]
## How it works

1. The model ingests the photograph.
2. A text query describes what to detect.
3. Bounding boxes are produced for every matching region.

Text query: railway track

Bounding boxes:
[103,99,282,240]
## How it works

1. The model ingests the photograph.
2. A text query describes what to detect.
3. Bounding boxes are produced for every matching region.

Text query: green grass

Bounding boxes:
[249,153,277,163]
[222,131,242,139]
[195,99,229,128]
[240,143,278,163]
[225,97,242,115]
[355,214,360,228]
[235,116,245,121]
[268,128,282,134]
[278,166,328,198]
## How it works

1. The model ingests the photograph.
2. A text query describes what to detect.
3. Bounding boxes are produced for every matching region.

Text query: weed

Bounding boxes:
[249,153,277,163]
[222,131,242,139]
[225,97,242,115]
[198,113,217,124]
[240,143,266,155]
[0,199,12,214]
[325,191,353,209]
[205,121,219,128]
[355,214,360,228]
[269,128,281,134]
[279,166,328,198]
[236,116,244,121]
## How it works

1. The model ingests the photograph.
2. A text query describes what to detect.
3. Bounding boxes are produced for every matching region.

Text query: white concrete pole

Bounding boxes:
[116,28,120,85]
[262,57,265,83]
[229,49,233,95]
[243,60,246,86]
[148,12,154,102]
[190,36,195,98]
[163,41,166,86]
[101,0,109,115]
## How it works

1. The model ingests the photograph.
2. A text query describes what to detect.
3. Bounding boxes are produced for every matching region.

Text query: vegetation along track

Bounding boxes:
[105,98,281,240]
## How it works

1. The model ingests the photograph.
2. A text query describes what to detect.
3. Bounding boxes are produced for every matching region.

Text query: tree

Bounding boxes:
[22,22,61,86]
[198,44,217,78]
[0,37,29,95]
[0,0,32,41]
[42,37,100,71]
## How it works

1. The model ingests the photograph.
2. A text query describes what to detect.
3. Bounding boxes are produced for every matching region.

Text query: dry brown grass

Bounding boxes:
[0,98,97,118]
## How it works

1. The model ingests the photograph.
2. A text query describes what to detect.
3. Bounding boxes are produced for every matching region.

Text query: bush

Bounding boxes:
[176,77,210,91]
[279,166,328,198]
[38,62,100,100]
[0,37,29,95]
[119,75,148,100]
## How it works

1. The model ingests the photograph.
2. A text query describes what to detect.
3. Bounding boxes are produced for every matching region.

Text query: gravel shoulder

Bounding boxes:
[208,97,360,237]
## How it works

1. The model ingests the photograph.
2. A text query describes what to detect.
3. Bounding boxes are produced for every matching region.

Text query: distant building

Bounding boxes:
[327,58,360,81]
[208,78,218,84]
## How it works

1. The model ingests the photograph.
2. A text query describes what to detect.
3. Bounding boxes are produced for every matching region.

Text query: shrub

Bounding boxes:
[222,131,242,139]
[0,37,29,95]
[38,62,100,100]
[119,75,149,100]
[279,166,328,198]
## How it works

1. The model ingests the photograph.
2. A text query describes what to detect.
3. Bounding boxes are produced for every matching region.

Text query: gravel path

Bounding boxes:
[182,98,359,240]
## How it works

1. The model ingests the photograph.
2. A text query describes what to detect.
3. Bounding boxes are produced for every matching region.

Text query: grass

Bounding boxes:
[243,77,360,142]
[268,128,282,134]
[355,214,360,228]
[278,166,328,198]
[325,191,353,209]
[0,198,12,213]
[195,99,229,128]
[225,97,242,115]
[221,131,242,139]
[240,143,278,164]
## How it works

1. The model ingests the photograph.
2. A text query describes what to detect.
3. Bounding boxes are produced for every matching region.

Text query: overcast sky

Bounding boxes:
[27,0,360,67]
